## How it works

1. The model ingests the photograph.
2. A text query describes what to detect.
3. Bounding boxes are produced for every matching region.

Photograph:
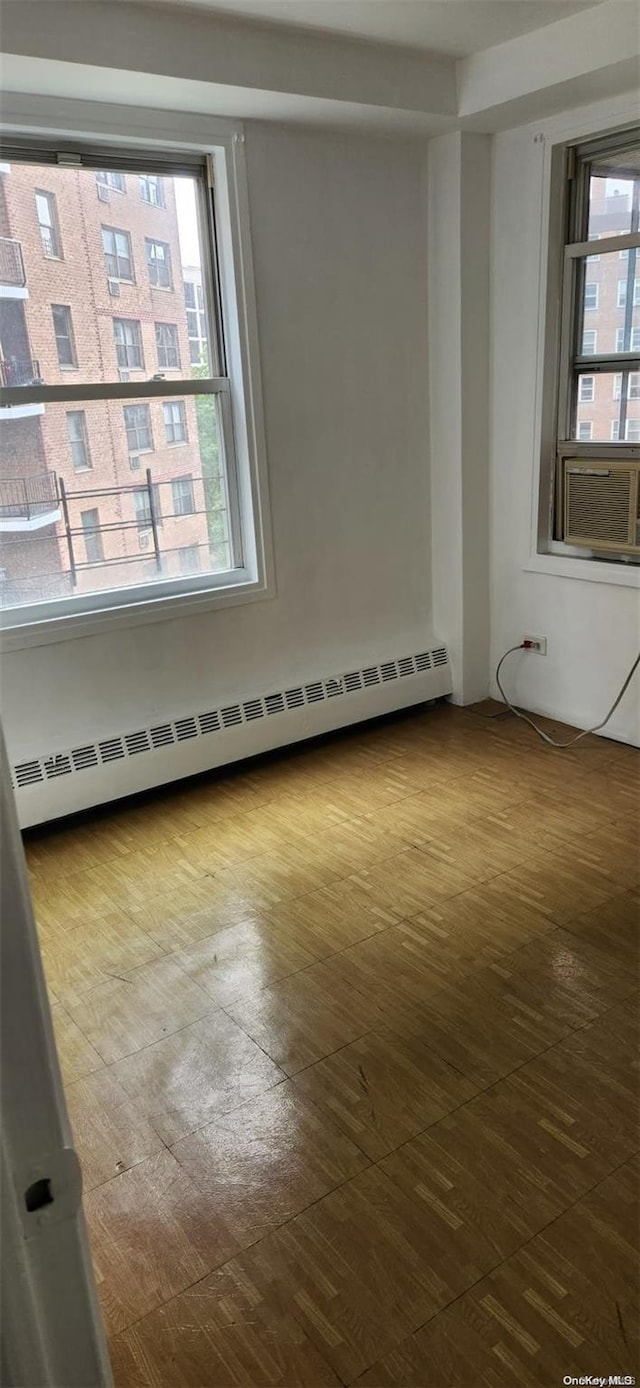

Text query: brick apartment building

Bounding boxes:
[575,179,639,443]
[0,158,225,608]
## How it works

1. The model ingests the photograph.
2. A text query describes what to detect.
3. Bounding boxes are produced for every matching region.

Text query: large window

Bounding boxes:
[155,322,180,369]
[163,399,187,444]
[102,227,134,282]
[51,305,77,367]
[139,174,164,206]
[550,127,640,559]
[67,410,91,471]
[35,191,62,259]
[146,238,172,289]
[113,318,144,370]
[123,404,153,455]
[0,138,261,633]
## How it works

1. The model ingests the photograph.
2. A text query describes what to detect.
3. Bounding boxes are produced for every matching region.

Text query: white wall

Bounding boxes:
[1,125,433,763]
[429,130,491,706]
[490,99,640,745]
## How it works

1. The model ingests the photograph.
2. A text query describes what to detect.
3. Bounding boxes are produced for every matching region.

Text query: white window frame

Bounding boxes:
[534,117,640,579]
[577,420,593,440]
[0,116,273,648]
[578,374,594,402]
[583,281,598,310]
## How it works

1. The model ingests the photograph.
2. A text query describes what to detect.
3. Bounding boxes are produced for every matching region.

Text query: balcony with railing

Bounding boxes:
[0,356,41,388]
[0,238,27,293]
[0,472,61,531]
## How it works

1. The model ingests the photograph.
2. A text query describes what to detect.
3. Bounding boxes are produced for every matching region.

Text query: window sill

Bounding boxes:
[525,552,640,587]
[0,571,274,651]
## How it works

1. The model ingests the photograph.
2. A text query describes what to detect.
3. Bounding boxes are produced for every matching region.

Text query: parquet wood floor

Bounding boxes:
[26,702,639,1387]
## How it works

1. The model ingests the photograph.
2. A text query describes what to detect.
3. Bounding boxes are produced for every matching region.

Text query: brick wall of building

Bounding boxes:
[1,159,221,604]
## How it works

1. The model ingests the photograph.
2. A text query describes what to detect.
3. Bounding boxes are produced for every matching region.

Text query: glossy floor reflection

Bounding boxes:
[26,701,639,1386]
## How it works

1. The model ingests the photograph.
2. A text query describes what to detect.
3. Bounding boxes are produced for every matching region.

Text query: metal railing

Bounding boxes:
[0,472,59,521]
[0,357,41,388]
[0,237,26,287]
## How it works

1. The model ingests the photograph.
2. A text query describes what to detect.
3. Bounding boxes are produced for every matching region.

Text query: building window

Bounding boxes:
[139,175,164,206]
[613,372,640,400]
[51,305,77,367]
[0,145,259,630]
[96,171,125,194]
[546,126,640,563]
[617,278,640,308]
[163,399,187,444]
[584,282,598,310]
[146,239,172,289]
[35,191,62,259]
[627,418,640,441]
[615,326,640,353]
[123,404,153,454]
[113,318,144,370]
[172,475,195,516]
[133,484,163,530]
[102,227,134,282]
[67,410,91,470]
[155,322,180,370]
[179,544,201,574]
[81,508,104,564]
[184,278,208,364]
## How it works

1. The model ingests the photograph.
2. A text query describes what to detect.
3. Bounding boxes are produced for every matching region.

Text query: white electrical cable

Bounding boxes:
[495,645,640,748]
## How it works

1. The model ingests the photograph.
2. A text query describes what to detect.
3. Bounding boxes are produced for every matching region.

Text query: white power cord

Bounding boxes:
[495,645,640,749]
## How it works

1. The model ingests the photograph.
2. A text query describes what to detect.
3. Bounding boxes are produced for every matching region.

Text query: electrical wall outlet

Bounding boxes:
[523,634,547,655]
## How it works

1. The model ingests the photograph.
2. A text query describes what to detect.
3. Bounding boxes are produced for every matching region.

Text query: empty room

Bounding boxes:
[0,1,638,1385]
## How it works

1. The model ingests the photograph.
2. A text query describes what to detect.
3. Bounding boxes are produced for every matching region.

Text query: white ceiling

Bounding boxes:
[149,0,602,58]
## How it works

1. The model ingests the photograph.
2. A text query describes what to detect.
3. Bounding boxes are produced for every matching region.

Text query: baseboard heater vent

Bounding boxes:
[13,644,451,828]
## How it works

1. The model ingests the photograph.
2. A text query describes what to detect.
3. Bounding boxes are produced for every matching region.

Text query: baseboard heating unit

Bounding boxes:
[11,644,451,828]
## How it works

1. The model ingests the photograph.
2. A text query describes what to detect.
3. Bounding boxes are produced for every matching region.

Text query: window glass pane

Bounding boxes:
[576,249,640,356]
[2,161,212,388]
[0,394,231,609]
[587,146,640,240]
[573,371,640,441]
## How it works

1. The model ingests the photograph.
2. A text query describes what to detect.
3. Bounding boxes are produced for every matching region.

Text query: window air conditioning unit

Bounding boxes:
[129,455,141,471]
[108,278,121,297]
[139,531,150,549]
[97,183,110,202]
[119,370,130,383]
[563,459,640,556]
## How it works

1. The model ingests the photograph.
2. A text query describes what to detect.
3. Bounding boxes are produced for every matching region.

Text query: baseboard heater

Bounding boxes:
[12,644,451,829]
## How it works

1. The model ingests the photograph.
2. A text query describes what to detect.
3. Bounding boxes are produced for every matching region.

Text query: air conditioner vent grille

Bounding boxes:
[15,760,44,787]
[150,724,175,749]
[175,717,198,741]
[221,704,242,728]
[14,645,449,801]
[71,745,99,771]
[566,469,632,545]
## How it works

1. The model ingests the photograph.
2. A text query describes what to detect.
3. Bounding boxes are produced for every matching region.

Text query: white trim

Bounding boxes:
[0,284,28,299]
[523,554,640,587]
[0,108,274,642]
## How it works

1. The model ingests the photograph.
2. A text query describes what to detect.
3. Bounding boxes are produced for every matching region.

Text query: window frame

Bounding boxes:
[51,304,77,368]
[102,226,134,283]
[155,320,180,370]
[540,123,640,569]
[163,399,187,445]
[146,237,172,289]
[0,123,273,649]
[66,410,92,471]
[35,189,62,259]
[123,403,153,456]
